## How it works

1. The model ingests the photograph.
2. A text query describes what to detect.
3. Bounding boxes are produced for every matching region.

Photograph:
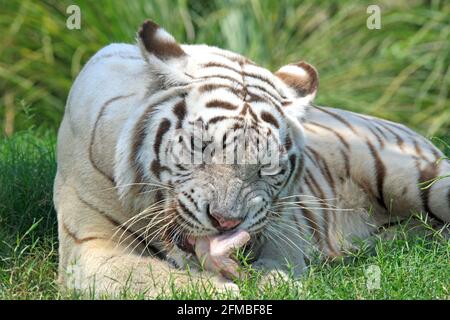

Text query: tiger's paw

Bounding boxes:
[208,275,241,298]
[252,258,305,293]
[193,229,250,280]
[258,269,290,288]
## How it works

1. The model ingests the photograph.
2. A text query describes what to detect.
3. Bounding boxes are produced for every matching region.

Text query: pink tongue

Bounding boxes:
[208,230,250,257]
[193,230,251,280]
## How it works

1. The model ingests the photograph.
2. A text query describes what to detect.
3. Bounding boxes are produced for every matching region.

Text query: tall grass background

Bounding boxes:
[0,0,449,299]
[1,0,449,136]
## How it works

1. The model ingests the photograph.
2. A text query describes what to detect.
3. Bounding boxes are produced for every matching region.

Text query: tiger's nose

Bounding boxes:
[207,208,242,231]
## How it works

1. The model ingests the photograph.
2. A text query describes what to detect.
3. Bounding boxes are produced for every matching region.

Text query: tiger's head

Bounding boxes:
[115,20,318,251]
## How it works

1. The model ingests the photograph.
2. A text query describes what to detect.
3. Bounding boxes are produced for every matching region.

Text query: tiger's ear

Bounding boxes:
[275,61,318,102]
[137,20,191,87]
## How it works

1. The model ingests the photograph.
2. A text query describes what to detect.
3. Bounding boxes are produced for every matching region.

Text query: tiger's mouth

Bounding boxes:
[174,229,255,259]
[175,234,196,254]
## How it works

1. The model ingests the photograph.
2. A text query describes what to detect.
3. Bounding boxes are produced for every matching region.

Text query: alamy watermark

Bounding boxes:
[367,5,381,30]
[365,264,381,290]
[66,5,81,30]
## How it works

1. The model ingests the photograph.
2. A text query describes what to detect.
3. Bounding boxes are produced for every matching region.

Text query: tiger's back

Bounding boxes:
[291,106,450,258]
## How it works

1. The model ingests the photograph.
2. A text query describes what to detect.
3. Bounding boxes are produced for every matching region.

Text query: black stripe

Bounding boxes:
[366,140,387,210]
[353,115,386,148]
[248,207,268,231]
[244,72,282,97]
[90,95,134,184]
[372,123,390,140]
[305,169,326,201]
[375,120,405,150]
[306,147,336,195]
[417,160,443,224]
[198,83,244,99]
[285,154,297,184]
[62,223,102,244]
[178,200,203,226]
[206,99,239,110]
[340,149,351,177]
[150,159,172,180]
[202,61,241,75]
[306,121,351,150]
[202,61,281,97]
[315,106,357,134]
[300,206,322,246]
[75,188,163,258]
[172,99,186,129]
[208,115,244,125]
[154,118,171,158]
[181,191,199,211]
[303,174,334,253]
[130,95,175,187]
[198,74,242,84]
[247,84,283,104]
[260,111,279,128]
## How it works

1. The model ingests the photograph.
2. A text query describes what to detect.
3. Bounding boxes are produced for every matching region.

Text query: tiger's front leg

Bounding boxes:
[251,216,308,279]
[61,239,239,298]
[56,178,239,298]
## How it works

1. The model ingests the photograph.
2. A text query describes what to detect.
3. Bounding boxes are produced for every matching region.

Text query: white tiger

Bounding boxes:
[54,20,450,297]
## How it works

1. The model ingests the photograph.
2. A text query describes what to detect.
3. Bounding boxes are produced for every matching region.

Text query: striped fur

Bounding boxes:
[54,20,450,296]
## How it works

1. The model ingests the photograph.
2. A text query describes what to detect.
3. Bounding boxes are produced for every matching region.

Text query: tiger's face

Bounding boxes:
[165,111,292,236]
[116,20,319,248]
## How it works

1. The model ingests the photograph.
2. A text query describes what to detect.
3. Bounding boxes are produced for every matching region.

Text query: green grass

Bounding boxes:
[0,132,449,299]
[0,130,59,299]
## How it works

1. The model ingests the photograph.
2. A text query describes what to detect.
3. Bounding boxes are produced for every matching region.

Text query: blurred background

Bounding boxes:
[1,0,449,137]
